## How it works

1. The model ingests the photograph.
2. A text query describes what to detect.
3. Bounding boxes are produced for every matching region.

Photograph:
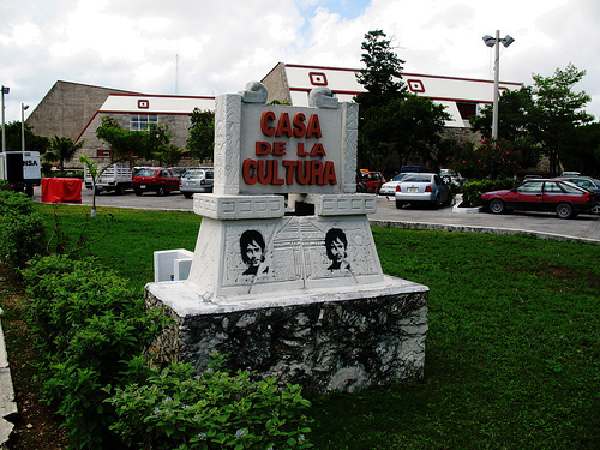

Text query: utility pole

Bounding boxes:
[21,102,29,152]
[482,32,515,141]
[1,85,8,152]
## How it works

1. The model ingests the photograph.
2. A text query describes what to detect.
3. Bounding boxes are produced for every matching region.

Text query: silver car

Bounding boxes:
[180,168,214,198]
[394,173,450,208]
[379,173,408,196]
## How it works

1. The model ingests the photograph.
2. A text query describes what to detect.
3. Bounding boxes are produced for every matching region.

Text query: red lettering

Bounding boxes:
[256,141,271,156]
[282,160,297,185]
[242,159,257,185]
[296,142,308,157]
[260,111,276,137]
[271,162,284,185]
[310,143,326,157]
[311,161,324,185]
[257,160,272,185]
[273,142,286,156]
[275,112,293,138]
[323,161,337,185]
[293,113,306,138]
[306,114,322,138]
[297,160,310,185]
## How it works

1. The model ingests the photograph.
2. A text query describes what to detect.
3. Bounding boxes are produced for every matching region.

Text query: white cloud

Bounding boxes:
[1,0,599,122]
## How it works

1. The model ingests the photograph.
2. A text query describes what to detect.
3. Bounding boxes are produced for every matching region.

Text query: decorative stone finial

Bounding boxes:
[241,81,268,103]
[309,87,338,109]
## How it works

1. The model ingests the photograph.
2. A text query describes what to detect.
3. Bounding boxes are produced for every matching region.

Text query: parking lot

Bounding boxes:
[33,187,600,242]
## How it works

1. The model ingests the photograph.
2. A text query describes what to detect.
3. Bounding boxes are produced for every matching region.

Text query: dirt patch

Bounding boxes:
[0,267,67,450]
[506,264,600,290]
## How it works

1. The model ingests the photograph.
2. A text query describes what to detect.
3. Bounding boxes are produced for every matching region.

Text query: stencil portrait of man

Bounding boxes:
[240,229,269,276]
[324,227,351,271]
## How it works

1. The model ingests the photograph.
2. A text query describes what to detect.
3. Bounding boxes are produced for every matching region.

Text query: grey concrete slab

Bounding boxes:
[33,187,600,241]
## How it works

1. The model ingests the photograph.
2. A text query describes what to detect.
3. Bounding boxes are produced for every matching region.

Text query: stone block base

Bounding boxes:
[145,277,428,393]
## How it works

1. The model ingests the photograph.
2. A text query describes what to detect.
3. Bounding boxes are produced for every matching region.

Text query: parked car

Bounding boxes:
[180,167,215,198]
[132,167,180,196]
[481,179,598,219]
[394,173,450,209]
[84,162,132,195]
[379,173,408,196]
[362,171,385,193]
[439,168,464,187]
[168,167,188,178]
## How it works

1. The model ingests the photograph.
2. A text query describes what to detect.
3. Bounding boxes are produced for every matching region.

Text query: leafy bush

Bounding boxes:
[460,178,516,207]
[0,190,45,268]
[22,255,169,449]
[107,359,313,450]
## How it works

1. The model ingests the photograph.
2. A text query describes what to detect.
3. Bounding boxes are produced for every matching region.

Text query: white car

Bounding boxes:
[379,173,409,196]
[180,168,214,198]
[395,173,450,208]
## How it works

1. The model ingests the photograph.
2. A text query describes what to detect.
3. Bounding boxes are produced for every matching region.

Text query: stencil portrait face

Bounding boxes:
[244,240,263,268]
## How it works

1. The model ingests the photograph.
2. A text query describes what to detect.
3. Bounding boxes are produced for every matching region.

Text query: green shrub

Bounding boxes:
[22,255,169,449]
[460,178,516,207]
[0,191,45,269]
[107,359,313,450]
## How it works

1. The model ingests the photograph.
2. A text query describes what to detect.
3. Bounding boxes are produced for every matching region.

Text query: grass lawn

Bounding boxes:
[33,204,600,449]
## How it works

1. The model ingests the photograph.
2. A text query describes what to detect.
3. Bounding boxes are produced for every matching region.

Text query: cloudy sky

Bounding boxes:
[1,0,598,122]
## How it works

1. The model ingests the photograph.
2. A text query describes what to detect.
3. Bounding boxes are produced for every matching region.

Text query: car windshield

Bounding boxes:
[184,170,203,179]
[135,168,156,177]
[402,174,432,182]
[392,174,407,181]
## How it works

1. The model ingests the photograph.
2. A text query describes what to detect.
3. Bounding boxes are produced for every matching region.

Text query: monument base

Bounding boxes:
[145,277,428,393]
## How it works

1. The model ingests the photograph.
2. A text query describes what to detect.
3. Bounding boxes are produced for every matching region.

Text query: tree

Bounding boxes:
[95,116,170,163]
[355,30,405,108]
[79,155,98,218]
[45,136,84,171]
[529,64,593,176]
[354,29,448,173]
[2,121,49,153]
[186,108,215,161]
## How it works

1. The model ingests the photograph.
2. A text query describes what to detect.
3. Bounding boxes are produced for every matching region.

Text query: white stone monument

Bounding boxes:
[146,83,428,393]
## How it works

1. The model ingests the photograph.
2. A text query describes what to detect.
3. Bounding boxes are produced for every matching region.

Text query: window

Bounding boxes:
[456,102,477,120]
[517,181,543,193]
[130,114,158,131]
[544,182,562,193]
[403,174,432,182]
[559,182,583,194]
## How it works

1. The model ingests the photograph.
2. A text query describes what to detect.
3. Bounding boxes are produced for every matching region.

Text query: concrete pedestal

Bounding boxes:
[145,276,427,393]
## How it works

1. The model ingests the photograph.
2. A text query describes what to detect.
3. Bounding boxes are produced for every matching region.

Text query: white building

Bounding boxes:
[262,62,523,127]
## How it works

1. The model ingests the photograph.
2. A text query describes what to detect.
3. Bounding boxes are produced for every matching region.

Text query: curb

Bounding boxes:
[369,220,600,245]
[0,308,17,448]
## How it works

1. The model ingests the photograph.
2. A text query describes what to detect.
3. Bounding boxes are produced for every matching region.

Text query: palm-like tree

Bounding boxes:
[46,136,84,171]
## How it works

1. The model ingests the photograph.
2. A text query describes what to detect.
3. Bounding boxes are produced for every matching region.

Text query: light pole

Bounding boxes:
[482,31,515,141]
[21,102,29,152]
[1,85,9,152]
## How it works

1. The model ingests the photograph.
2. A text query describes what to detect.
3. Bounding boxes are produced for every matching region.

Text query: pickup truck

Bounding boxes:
[132,167,180,196]
[84,162,132,195]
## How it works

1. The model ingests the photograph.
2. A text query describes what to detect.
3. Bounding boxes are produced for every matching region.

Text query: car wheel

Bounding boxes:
[135,190,143,197]
[489,198,505,214]
[395,200,403,209]
[158,186,166,196]
[184,193,193,199]
[556,203,573,219]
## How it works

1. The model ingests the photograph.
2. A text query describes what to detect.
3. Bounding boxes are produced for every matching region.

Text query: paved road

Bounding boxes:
[33,187,600,241]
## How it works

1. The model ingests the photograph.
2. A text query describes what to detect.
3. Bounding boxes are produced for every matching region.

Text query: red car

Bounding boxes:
[132,167,180,196]
[481,179,598,219]
[362,172,386,193]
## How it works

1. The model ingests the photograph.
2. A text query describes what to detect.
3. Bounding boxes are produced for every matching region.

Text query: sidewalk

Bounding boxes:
[0,308,17,447]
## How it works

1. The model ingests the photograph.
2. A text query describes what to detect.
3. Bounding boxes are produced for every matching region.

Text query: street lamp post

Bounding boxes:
[21,102,29,152]
[482,31,515,141]
[1,85,9,153]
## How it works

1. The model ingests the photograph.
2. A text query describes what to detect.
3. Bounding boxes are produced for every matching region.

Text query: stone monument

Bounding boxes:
[146,83,428,393]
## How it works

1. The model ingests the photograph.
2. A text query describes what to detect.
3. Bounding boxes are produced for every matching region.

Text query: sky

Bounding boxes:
[1,0,599,123]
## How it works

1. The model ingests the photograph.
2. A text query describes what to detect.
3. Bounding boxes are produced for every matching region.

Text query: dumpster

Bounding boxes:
[41,178,83,204]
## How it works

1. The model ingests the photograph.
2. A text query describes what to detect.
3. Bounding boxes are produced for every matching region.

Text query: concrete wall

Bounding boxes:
[261,62,291,105]
[26,81,136,141]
